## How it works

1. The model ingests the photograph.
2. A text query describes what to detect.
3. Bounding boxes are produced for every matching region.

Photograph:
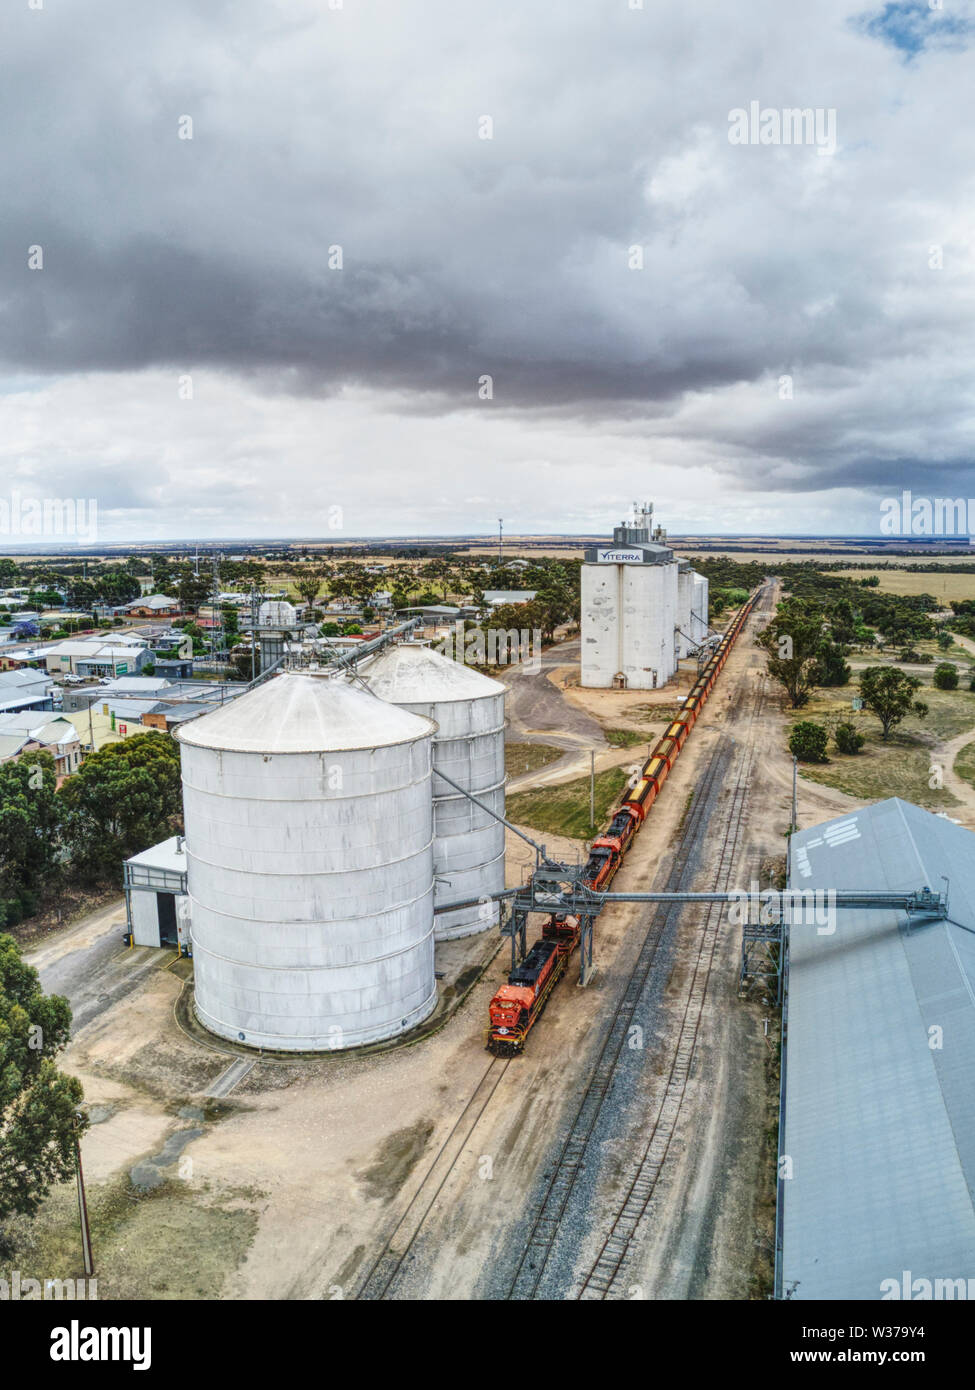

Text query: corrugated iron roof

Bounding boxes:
[175,671,436,753]
[781,797,975,1300]
[364,642,506,703]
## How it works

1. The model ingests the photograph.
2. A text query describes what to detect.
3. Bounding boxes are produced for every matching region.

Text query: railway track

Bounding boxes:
[355,1057,510,1300]
[576,641,770,1297]
[507,586,774,1301]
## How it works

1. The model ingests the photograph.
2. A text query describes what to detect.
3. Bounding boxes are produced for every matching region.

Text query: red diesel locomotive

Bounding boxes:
[487,590,761,1056]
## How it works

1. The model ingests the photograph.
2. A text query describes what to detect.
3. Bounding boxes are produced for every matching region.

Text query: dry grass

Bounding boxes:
[834,568,975,601]
[792,678,975,808]
[504,742,564,778]
[507,766,629,840]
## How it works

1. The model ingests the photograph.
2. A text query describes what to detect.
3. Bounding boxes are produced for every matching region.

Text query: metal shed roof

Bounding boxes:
[780,797,975,1300]
[175,670,436,753]
[364,642,506,703]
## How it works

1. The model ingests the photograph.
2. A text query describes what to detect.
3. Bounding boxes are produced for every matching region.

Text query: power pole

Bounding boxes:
[590,749,595,828]
[498,517,503,567]
[74,1112,94,1277]
[211,553,220,671]
[791,754,798,834]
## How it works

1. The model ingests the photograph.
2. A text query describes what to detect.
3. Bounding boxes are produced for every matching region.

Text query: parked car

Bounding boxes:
[62,674,83,685]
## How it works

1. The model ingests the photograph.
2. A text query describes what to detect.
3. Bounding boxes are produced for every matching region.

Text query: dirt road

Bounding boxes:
[27,896,173,1035]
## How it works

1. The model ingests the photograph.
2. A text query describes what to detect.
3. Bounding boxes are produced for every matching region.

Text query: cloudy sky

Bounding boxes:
[1,0,973,542]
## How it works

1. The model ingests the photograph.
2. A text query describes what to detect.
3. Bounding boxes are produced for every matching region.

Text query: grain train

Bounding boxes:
[487,589,761,1055]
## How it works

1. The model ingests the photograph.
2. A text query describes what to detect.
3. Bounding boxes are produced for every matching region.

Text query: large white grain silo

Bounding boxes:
[581,504,680,689]
[690,571,709,645]
[364,644,506,939]
[176,672,437,1051]
[676,563,695,658]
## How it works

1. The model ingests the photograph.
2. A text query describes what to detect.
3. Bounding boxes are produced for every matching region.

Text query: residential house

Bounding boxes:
[0,712,82,781]
[125,594,181,618]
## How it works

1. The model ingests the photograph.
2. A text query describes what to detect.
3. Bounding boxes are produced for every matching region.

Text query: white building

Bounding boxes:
[257,599,297,628]
[581,503,711,687]
[581,503,679,689]
[124,836,189,950]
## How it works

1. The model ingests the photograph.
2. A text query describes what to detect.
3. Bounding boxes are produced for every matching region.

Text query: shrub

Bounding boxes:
[788,721,829,763]
[933,663,959,690]
[897,648,922,664]
[834,721,865,755]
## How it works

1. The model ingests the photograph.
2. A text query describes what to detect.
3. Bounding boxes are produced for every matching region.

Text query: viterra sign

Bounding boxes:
[595,548,644,563]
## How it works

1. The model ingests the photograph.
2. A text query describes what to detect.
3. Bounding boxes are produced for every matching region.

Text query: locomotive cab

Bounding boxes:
[489,984,533,1035]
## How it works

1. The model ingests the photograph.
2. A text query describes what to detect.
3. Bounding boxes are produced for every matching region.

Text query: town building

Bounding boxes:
[0,668,55,714]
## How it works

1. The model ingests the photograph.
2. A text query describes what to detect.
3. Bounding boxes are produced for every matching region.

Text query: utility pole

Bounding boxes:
[590,749,596,828]
[74,1112,94,1278]
[498,517,503,567]
[791,754,798,834]
[211,553,220,673]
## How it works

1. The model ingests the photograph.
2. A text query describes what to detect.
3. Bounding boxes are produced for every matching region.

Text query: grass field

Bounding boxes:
[834,568,975,602]
[504,742,564,778]
[604,727,648,748]
[793,680,975,808]
[507,765,629,839]
[954,739,975,790]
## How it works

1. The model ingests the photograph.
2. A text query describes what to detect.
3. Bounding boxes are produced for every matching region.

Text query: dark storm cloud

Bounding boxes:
[2,0,974,518]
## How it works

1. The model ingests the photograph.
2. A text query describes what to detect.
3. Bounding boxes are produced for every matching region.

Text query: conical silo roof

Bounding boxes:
[364,643,506,704]
[175,671,434,753]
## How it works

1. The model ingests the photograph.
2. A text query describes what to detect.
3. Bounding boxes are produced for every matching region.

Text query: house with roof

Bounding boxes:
[0,712,82,780]
[125,594,181,617]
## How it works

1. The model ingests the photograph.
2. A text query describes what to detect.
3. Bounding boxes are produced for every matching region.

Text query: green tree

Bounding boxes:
[789,721,829,763]
[933,663,959,690]
[811,640,851,688]
[59,733,183,883]
[758,608,827,708]
[834,721,865,755]
[293,571,325,611]
[94,567,141,606]
[176,569,211,611]
[0,752,61,904]
[858,666,928,740]
[0,933,86,1224]
[936,630,953,651]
